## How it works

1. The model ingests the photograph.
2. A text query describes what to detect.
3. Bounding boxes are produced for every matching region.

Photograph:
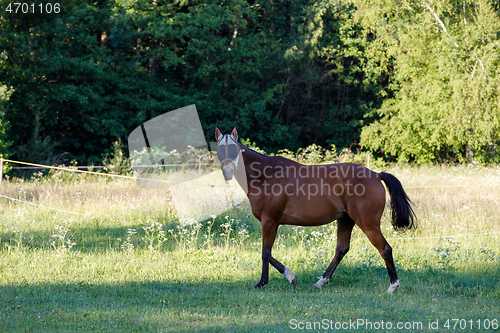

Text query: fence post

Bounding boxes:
[366,154,370,169]
[0,157,3,184]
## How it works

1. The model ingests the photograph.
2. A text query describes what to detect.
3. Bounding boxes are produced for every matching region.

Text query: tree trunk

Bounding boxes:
[466,145,474,164]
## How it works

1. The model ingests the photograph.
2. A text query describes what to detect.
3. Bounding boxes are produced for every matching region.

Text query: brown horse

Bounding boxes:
[215,128,416,293]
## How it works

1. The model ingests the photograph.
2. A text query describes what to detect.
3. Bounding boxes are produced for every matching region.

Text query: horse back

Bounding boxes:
[246,161,386,226]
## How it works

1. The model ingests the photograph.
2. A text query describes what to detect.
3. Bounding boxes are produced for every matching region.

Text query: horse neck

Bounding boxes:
[235,143,267,190]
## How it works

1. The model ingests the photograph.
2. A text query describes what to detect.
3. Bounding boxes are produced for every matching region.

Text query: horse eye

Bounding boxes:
[216,145,226,160]
[227,145,239,159]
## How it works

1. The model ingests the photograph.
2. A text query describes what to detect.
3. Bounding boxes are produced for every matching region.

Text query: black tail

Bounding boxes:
[380,172,416,232]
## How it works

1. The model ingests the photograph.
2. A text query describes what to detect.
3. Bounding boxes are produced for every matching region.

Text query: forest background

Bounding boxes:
[1,0,500,167]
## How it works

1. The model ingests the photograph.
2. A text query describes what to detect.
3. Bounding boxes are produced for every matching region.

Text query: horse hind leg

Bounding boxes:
[314,216,355,289]
[361,226,399,294]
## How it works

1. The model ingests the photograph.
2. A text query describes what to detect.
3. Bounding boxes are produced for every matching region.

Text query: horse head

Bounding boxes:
[215,127,240,181]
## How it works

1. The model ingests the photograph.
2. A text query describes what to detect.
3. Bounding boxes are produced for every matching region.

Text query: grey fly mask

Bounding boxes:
[216,134,240,168]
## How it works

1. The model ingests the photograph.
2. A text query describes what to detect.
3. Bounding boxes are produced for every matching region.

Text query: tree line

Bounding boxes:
[1,0,499,166]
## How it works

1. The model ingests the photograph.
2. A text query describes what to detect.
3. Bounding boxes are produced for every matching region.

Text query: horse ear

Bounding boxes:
[215,127,222,141]
[231,127,238,140]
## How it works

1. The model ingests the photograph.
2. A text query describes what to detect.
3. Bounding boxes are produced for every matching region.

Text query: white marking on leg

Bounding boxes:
[386,279,400,294]
[313,276,329,289]
[282,266,296,284]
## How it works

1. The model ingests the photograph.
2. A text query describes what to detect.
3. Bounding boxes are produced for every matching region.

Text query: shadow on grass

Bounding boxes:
[0,279,300,332]
[1,263,499,332]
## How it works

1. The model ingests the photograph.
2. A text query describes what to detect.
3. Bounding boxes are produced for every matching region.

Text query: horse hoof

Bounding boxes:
[313,277,329,290]
[254,281,267,289]
[291,275,298,288]
[386,280,400,294]
[313,283,322,290]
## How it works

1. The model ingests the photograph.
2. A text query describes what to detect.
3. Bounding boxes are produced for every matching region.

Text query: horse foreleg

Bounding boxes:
[255,219,279,288]
[314,216,355,289]
[363,227,399,294]
[270,257,298,287]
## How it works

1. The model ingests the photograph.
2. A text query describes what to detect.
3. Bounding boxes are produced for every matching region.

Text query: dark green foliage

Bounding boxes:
[359,0,500,163]
[0,0,388,162]
[1,0,499,164]
[1,0,150,163]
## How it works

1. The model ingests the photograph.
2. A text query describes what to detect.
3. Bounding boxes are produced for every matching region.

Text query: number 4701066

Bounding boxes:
[6,3,61,14]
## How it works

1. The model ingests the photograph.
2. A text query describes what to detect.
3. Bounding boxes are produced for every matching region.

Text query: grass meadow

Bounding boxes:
[0,164,499,332]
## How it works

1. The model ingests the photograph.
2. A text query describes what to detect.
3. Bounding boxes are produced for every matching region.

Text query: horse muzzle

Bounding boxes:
[221,161,235,180]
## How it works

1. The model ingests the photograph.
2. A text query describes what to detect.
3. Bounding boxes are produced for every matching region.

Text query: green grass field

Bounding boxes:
[0,165,499,332]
